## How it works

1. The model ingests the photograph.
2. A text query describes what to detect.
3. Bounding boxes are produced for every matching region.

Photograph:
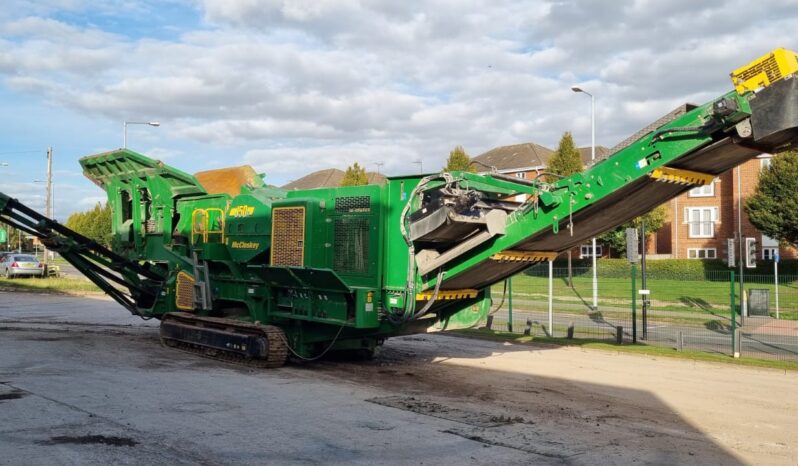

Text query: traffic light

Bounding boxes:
[626,228,639,263]
[745,237,757,268]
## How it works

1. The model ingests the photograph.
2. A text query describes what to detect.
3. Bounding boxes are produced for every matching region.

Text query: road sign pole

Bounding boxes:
[640,219,648,340]
[730,270,738,357]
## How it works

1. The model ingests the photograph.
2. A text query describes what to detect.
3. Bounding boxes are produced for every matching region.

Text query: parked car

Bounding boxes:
[1,254,44,278]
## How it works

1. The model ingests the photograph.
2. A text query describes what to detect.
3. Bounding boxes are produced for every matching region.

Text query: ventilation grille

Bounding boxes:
[271,207,305,267]
[735,54,781,83]
[175,272,195,310]
[335,196,371,213]
[334,217,370,274]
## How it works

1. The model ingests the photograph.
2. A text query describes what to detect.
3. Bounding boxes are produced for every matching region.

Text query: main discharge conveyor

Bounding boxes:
[2,48,798,367]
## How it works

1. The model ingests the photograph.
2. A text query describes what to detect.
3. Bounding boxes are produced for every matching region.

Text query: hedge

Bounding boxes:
[524,258,798,281]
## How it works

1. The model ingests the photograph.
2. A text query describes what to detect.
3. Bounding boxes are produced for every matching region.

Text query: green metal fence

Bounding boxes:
[488,264,798,362]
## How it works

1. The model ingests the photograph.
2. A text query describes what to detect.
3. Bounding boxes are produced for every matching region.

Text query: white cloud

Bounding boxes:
[1,0,798,215]
[243,142,419,183]
[142,147,183,161]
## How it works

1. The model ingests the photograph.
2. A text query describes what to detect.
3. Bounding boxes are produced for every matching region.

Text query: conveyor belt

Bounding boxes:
[440,137,760,291]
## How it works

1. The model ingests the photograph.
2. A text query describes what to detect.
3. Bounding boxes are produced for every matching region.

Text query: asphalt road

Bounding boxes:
[0,293,539,465]
[2,292,796,465]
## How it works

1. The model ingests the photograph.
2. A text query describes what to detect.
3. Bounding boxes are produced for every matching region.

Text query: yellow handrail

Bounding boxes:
[190,208,226,244]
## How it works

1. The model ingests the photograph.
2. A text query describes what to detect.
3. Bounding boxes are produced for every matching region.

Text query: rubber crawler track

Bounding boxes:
[160,312,288,368]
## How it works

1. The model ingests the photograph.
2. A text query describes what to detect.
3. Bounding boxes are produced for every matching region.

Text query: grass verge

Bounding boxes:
[0,276,102,294]
[452,328,798,372]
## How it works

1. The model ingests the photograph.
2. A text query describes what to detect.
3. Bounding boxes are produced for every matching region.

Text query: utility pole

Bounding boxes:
[44,147,53,264]
[46,146,53,219]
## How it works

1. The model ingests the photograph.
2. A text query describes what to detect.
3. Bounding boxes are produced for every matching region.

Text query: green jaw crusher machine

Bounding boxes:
[3,48,798,367]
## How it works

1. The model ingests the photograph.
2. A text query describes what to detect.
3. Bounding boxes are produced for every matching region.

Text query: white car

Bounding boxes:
[1,254,44,278]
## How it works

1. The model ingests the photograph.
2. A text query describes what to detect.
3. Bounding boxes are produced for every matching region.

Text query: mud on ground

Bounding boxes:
[310,333,797,465]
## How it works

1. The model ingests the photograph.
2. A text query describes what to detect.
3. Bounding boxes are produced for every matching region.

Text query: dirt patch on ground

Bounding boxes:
[40,435,138,447]
[311,334,797,465]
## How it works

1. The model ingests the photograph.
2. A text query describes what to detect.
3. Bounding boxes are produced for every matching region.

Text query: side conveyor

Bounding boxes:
[0,193,164,315]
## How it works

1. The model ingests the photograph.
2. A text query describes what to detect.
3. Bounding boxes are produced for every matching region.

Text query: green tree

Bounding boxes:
[340,162,369,187]
[746,151,798,247]
[65,202,113,247]
[547,131,583,179]
[3,228,29,252]
[444,145,475,172]
[598,205,668,257]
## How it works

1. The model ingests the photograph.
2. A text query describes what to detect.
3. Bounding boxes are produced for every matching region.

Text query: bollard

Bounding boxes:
[567,322,575,339]
[734,328,741,358]
[485,315,494,330]
[524,318,533,336]
[615,326,624,344]
[677,331,684,351]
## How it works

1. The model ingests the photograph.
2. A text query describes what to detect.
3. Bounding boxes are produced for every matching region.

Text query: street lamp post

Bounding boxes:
[413,160,423,174]
[572,86,599,311]
[123,121,160,148]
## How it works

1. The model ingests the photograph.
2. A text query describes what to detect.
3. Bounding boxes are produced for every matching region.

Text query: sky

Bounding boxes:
[1,0,797,220]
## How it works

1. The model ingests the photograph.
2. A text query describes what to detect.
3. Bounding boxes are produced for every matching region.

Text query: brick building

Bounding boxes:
[653,154,794,261]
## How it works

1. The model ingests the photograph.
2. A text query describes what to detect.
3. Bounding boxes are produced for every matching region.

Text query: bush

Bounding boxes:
[524,258,798,281]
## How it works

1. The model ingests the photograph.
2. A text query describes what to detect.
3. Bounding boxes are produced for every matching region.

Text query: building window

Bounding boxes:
[762,234,778,247]
[687,248,717,259]
[760,157,773,171]
[688,181,715,197]
[580,244,603,258]
[684,207,717,238]
[763,247,778,260]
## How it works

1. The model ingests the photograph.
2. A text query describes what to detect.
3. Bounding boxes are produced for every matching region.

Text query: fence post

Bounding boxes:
[631,263,637,344]
[730,270,738,358]
[774,258,780,319]
[548,259,553,337]
[507,276,513,333]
